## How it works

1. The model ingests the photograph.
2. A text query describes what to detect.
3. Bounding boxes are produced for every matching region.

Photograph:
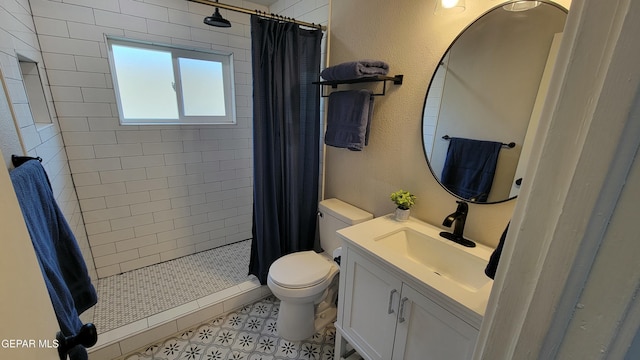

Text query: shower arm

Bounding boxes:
[187,0,326,31]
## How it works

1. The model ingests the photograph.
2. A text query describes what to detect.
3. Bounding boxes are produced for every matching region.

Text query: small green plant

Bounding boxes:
[390,189,416,210]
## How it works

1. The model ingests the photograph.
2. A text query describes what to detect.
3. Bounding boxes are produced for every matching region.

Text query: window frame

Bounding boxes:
[106,36,236,126]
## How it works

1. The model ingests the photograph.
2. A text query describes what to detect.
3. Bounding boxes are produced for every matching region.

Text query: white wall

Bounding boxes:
[0,0,96,285]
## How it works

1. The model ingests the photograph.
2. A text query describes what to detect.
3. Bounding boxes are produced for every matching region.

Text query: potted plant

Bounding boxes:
[390,189,416,221]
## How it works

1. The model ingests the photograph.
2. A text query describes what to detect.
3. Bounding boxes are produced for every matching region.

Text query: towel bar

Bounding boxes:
[442,135,516,148]
[313,74,404,97]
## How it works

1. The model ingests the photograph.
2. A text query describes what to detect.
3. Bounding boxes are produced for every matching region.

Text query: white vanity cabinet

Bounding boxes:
[335,246,479,360]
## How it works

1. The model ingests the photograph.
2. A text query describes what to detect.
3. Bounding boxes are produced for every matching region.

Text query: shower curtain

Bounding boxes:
[249,15,323,284]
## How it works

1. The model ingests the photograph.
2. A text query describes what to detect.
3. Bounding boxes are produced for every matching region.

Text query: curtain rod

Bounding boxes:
[188,0,326,31]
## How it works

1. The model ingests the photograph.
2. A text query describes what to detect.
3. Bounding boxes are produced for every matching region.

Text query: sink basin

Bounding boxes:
[374,228,491,292]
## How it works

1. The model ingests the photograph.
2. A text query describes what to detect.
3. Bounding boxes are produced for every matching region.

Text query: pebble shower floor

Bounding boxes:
[92,240,252,333]
[120,296,337,360]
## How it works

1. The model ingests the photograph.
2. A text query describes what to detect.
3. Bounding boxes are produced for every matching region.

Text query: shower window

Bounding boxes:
[106,36,236,125]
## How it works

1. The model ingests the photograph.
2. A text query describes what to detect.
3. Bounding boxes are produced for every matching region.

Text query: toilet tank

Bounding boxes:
[318,198,373,256]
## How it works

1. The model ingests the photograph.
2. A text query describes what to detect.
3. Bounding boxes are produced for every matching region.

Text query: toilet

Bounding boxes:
[267,198,373,341]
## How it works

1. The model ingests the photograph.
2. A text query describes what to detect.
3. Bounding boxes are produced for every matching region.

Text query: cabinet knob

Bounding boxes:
[398,297,409,323]
[388,289,398,314]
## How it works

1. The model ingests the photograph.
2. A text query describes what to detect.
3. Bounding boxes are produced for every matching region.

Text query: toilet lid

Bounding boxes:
[269,251,332,289]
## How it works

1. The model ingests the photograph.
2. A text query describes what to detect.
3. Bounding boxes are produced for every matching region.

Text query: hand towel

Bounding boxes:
[10,160,97,359]
[440,137,502,202]
[324,89,374,151]
[320,60,389,81]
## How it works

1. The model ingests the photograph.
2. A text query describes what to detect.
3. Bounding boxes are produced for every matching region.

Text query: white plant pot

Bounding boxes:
[395,208,410,222]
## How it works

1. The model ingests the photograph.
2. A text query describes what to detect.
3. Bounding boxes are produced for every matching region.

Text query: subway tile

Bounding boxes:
[138,239,177,258]
[182,139,219,152]
[79,197,107,212]
[75,182,126,199]
[130,199,171,216]
[91,243,116,258]
[117,320,177,355]
[160,129,200,141]
[159,245,196,262]
[94,143,143,158]
[164,151,202,165]
[193,236,226,252]
[89,228,135,247]
[41,53,76,71]
[115,234,157,252]
[84,221,111,236]
[167,173,203,188]
[72,171,101,186]
[126,178,168,193]
[147,19,190,39]
[105,191,151,208]
[50,86,83,102]
[190,199,223,216]
[55,101,113,117]
[172,213,208,229]
[201,149,235,162]
[203,170,236,183]
[142,141,183,155]
[225,214,251,227]
[121,154,165,169]
[220,177,250,190]
[94,248,139,268]
[193,219,224,235]
[149,186,188,201]
[134,220,174,237]
[99,168,147,184]
[156,226,193,243]
[64,131,117,146]
[94,10,147,33]
[188,181,221,196]
[83,205,131,223]
[207,208,237,221]
[47,68,107,88]
[111,213,155,231]
[88,117,125,131]
[145,164,186,179]
[116,130,162,144]
[68,22,124,42]
[30,0,95,25]
[152,206,191,223]
[175,232,210,249]
[175,302,224,332]
[170,194,205,209]
[185,161,219,175]
[95,264,121,278]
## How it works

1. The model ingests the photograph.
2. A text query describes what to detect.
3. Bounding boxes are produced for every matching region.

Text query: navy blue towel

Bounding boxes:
[320,60,389,81]
[441,137,502,202]
[324,89,374,151]
[10,160,97,359]
[485,223,510,279]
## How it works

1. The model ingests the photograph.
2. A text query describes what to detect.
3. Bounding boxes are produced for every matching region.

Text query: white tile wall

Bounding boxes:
[0,0,97,287]
[3,0,329,280]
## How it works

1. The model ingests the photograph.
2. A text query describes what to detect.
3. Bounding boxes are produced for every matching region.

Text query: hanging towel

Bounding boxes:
[320,59,389,81]
[441,137,502,202]
[485,223,510,279]
[324,89,374,151]
[10,160,97,360]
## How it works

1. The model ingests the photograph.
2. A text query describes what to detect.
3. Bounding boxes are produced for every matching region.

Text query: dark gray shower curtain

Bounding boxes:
[249,15,323,284]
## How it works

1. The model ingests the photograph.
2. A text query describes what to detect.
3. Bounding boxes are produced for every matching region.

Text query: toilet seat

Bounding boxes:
[269,251,333,289]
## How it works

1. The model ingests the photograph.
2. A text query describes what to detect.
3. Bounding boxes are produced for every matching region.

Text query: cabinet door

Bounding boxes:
[341,248,403,360]
[392,284,479,360]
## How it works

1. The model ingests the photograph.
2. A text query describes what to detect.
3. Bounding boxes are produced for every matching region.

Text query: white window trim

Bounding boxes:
[106,36,236,126]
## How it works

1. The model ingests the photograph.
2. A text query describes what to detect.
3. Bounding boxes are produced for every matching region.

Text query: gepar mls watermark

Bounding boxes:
[1,339,59,349]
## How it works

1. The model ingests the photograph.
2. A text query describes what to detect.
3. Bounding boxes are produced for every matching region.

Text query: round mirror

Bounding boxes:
[422,1,567,203]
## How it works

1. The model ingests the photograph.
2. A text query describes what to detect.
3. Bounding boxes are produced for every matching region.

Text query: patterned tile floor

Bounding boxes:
[93,240,252,333]
[121,296,338,360]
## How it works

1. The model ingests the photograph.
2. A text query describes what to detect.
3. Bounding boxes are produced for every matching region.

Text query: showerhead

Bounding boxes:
[204,8,231,28]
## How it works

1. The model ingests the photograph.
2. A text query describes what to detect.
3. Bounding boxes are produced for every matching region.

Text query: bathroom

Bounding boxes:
[1,0,640,359]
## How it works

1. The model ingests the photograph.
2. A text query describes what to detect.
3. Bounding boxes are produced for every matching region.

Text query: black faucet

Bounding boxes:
[440,201,475,247]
